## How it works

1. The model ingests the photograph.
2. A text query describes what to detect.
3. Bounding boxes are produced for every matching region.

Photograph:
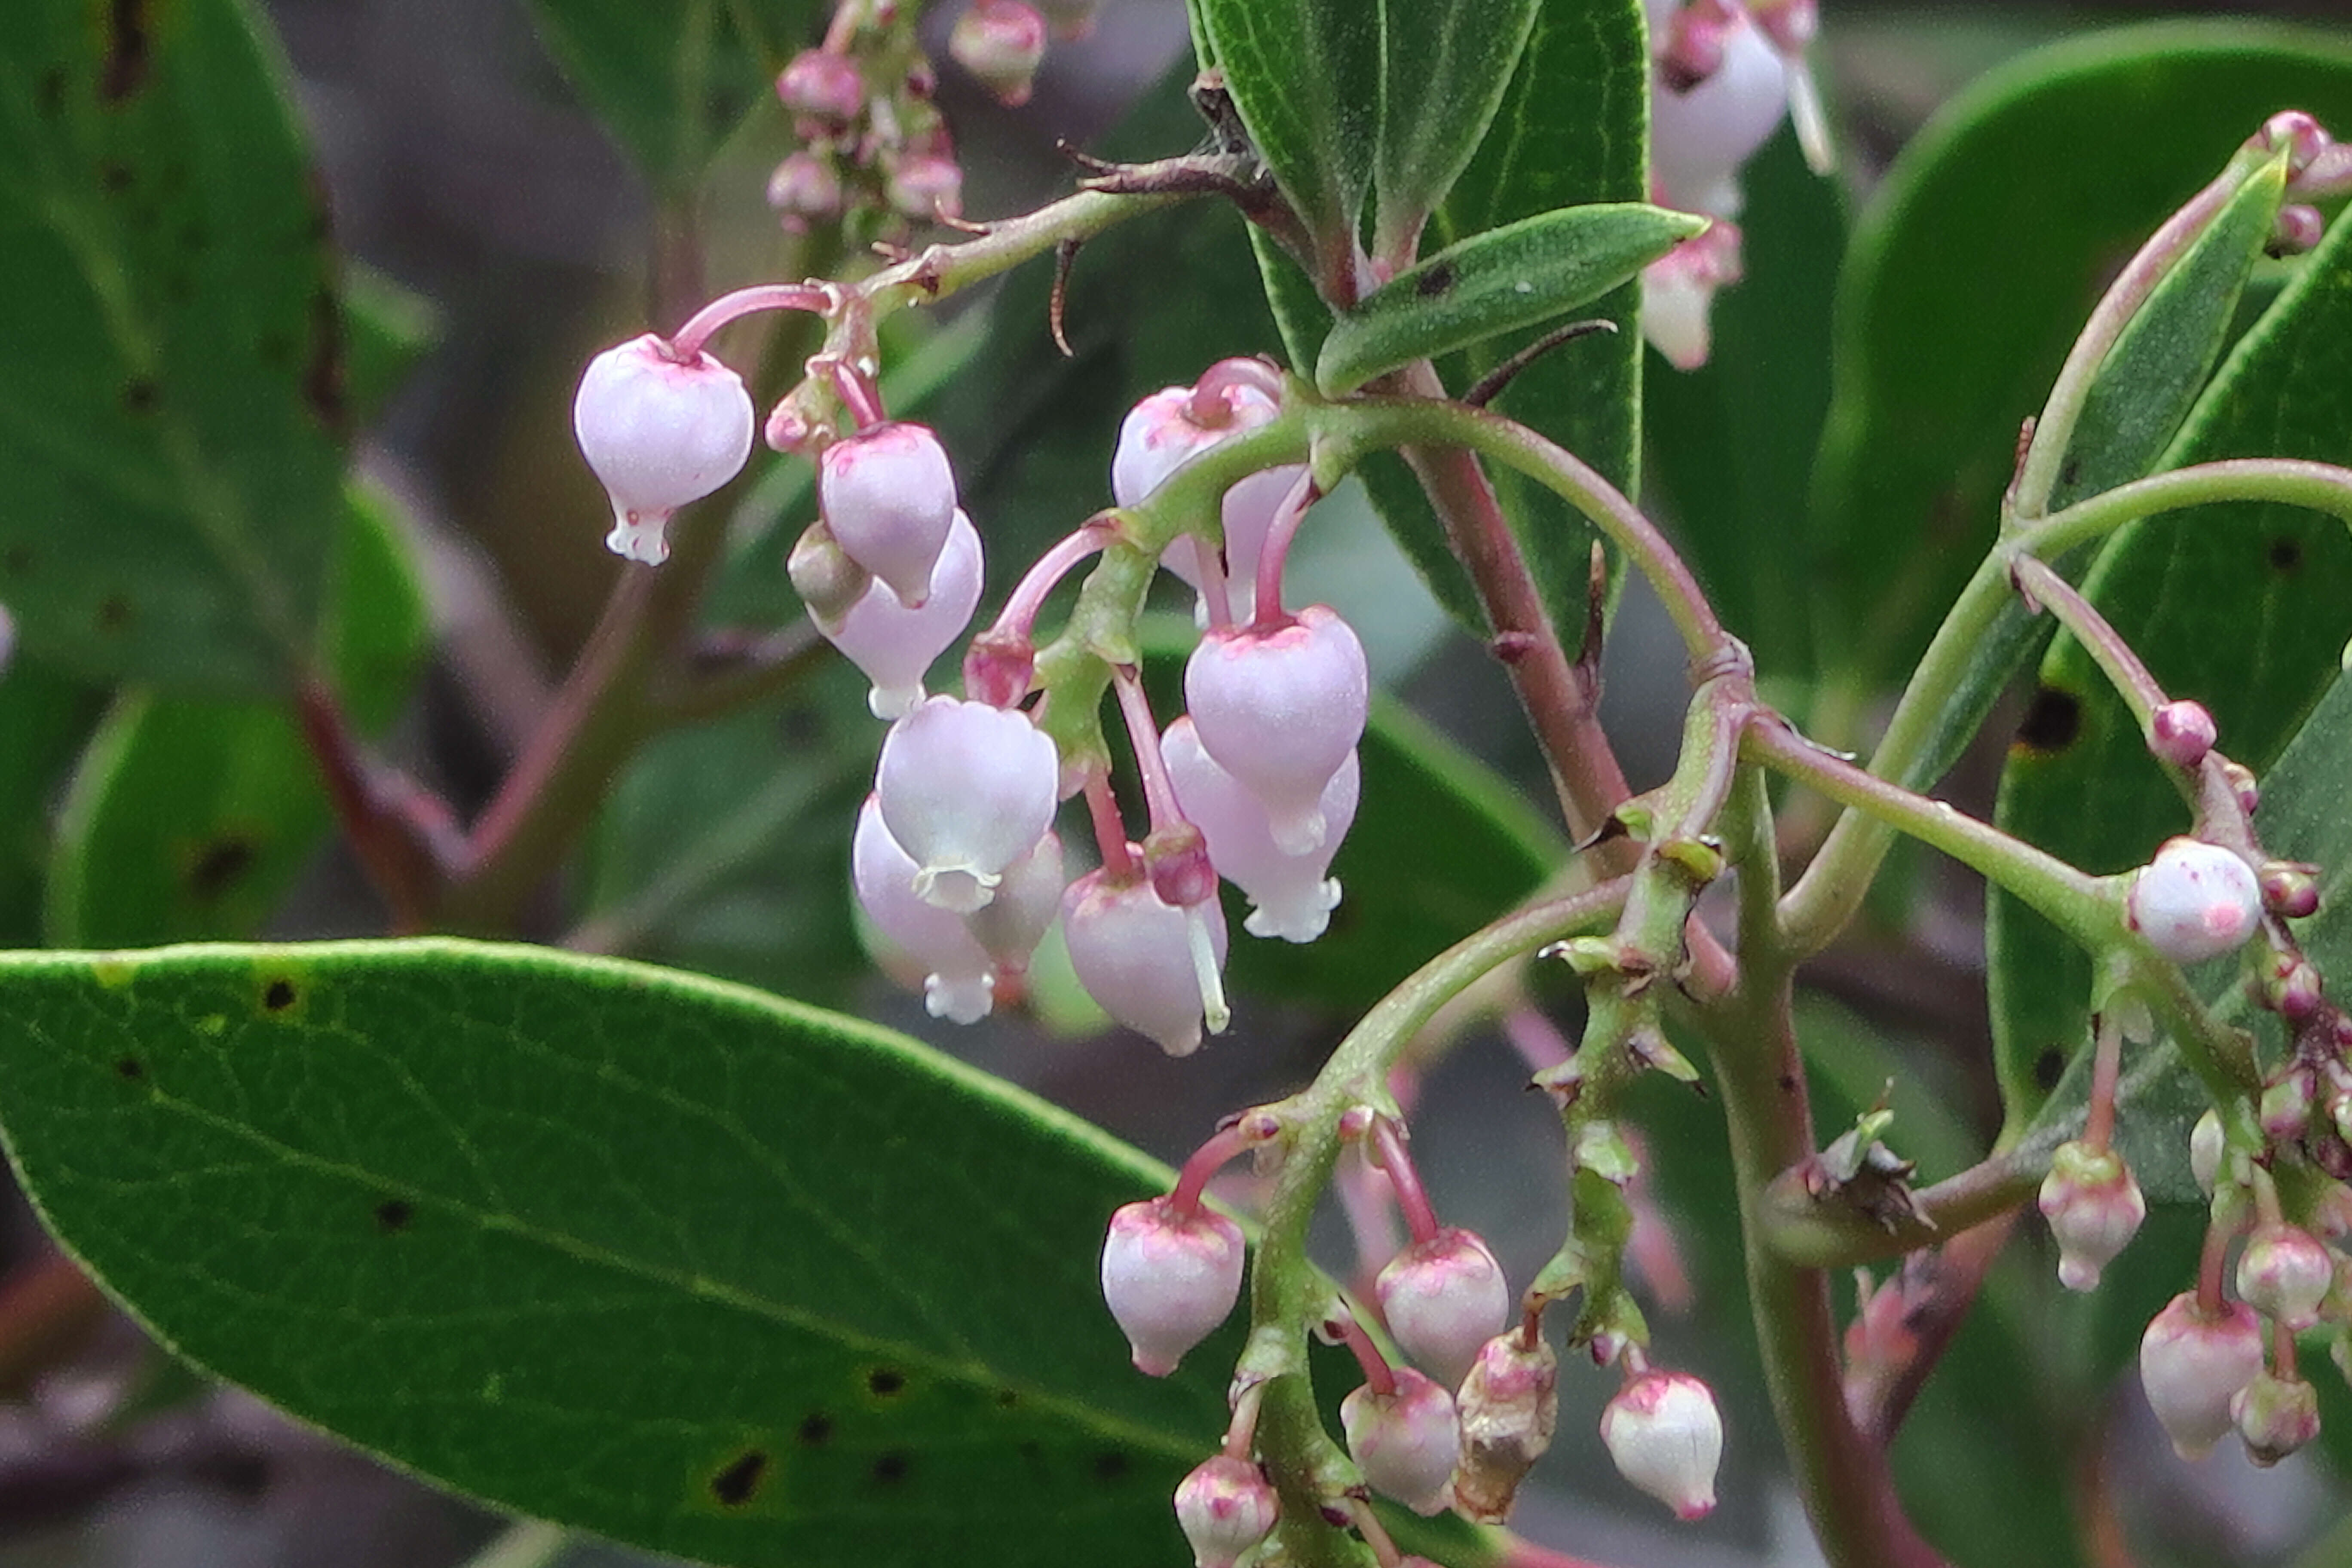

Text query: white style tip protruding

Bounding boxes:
[573,334,755,566]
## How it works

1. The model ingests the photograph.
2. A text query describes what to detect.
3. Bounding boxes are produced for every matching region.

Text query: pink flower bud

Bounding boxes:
[1452,1331,1559,1523]
[2273,203,2327,256]
[1375,1228,1514,1392]
[2139,1292,2265,1461]
[1341,1368,1460,1516]
[2237,1222,2336,1331]
[2232,1369,2321,1467]
[963,829,1063,980]
[2127,838,2263,966]
[2148,700,2217,770]
[1642,217,1743,371]
[1651,7,1786,219]
[776,48,864,125]
[1601,1368,1722,1520]
[875,697,1059,914]
[2260,860,2321,920]
[815,509,984,719]
[1173,1454,1278,1568]
[1162,717,1357,943]
[1100,1197,1244,1376]
[950,0,1047,107]
[1061,868,1229,1056]
[1184,605,1369,856]
[820,423,962,608]
[766,150,845,228]
[851,797,996,1023]
[2037,1140,2145,1292]
[887,150,964,222]
[573,335,754,565]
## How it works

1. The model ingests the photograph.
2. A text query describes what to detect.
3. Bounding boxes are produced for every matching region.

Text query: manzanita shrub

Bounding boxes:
[10,1,2352,1566]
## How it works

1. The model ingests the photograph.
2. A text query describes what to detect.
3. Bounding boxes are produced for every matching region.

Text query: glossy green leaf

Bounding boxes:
[1644,128,1847,681]
[0,940,1234,1568]
[523,0,825,190]
[1355,0,1650,651]
[45,484,429,946]
[0,0,352,693]
[1316,205,1705,398]
[1990,191,2352,1154]
[1809,24,2352,692]
[1371,0,1540,258]
[1191,0,1378,263]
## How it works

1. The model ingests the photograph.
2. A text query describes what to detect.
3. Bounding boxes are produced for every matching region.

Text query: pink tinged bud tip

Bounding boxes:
[1184,605,1369,857]
[1100,1197,1244,1377]
[1601,1368,1723,1521]
[2148,700,2217,770]
[776,48,864,124]
[888,150,965,223]
[766,151,845,226]
[1173,1455,1278,1568]
[2233,1369,2321,1467]
[816,509,985,719]
[1375,1228,1514,1393]
[852,797,996,1023]
[875,697,1060,915]
[1163,717,1357,943]
[2237,1222,2337,1332]
[2128,838,2263,966]
[1650,6,1786,220]
[820,423,962,609]
[1341,1368,1461,1516]
[2037,1140,2145,1292]
[1061,867,1230,1056]
[950,0,1047,107]
[573,335,755,565]
[2140,1293,2266,1461]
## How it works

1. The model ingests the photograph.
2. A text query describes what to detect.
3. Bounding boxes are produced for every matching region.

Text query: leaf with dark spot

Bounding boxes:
[710,1450,768,1507]
[98,0,151,101]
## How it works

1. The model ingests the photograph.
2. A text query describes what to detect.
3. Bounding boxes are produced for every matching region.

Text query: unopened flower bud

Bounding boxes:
[950,0,1047,107]
[2220,759,2260,815]
[789,522,872,625]
[2232,1369,2321,1466]
[875,697,1059,913]
[1601,1368,1722,1521]
[2262,110,2331,176]
[1341,1368,1460,1516]
[2262,956,2326,1024]
[1452,1331,1558,1523]
[2147,700,2217,770]
[2238,1222,2335,1331]
[2140,1293,2265,1461]
[816,509,984,719]
[2262,1066,2317,1141]
[962,629,1037,709]
[2190,1109,2225,1197]
[1375,1228,1513,1392]
[2038,1140,2145,1292]
[1145,821,1220,910]
[1174,1455,1277,1568]
[2260,860,2321,920]
[851,797,995,1023]
[1101,1197,1244,1376]
[766,150,844,229]
[2127,838,2263,966]
[776,48,864,125]
[573,335,755,565]
[1163,717,1357,943]
[1185,605,1369,856]
[2272,203,2326,257]
[820,423,961,608]
[1062,868,1229,1056]
[887,150,964,222]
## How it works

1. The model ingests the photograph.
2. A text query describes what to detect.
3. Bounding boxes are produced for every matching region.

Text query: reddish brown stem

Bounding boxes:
[294,682,459,932]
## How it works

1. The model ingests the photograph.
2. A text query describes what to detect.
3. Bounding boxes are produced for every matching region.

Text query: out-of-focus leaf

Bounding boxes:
[343,263,443,428]
[1371,0,1540,258]
[45,484,428,946]
[0,664,104,946]
[0,0,352,692]
[522,0,825,190]
[1809,24,2352,693]
[1316,205,1705,397]
[1191,0,1377,263]
[1991,197,2352,1152]
[0,940,1240,1568]
[1644,128,1847,680]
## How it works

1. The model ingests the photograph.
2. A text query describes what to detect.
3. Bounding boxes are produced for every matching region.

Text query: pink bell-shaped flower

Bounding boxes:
[2128,838,2263,966]
[1062,867,1230,1056]
[573,334,755,565]
[875,697,1060,915]
[776,48,864,125]
[1341,1368,1460,1516]
[1601,1367,1722,1520]
[1650,4,1788,220]
[1173,1455,1279,1568]
[815,508,984,719]
[820,422,961,608]
[2037,1140,2145,1292]
[2140,1293,2266,1461]
[1376,1228,1514,1392]
[949,0,1047,107]
[964,828,1064,981]
[1185,605,1369,856]
[1100,1197,1245,1376]
[851,797,995,1023]
[2237,1222,2336,1332]
[1162,717,1357,943]
[1112,383,1295,624]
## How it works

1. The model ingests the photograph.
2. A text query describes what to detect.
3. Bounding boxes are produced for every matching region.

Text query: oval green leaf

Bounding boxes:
[1191,0,1378,271]
[1317,204,1706,397]
[1371,0,1540,258]
[0,940,1236,1568]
